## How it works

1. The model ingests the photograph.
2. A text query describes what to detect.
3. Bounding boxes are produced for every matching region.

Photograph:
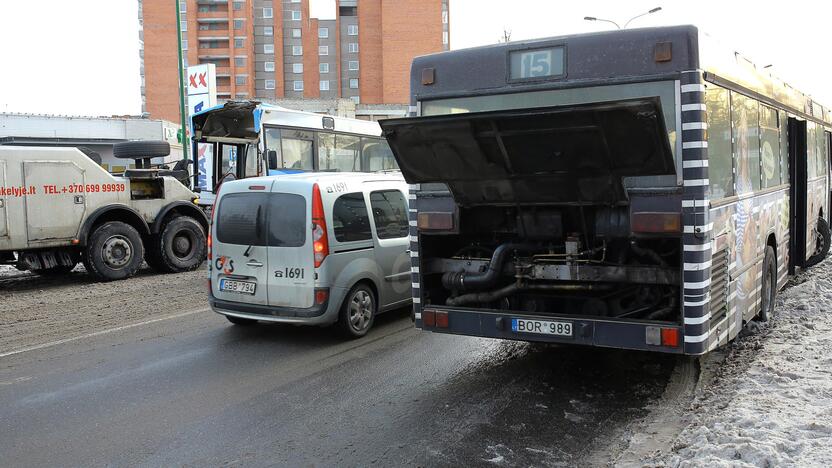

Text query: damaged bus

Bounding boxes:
[380,25,831,355]
[189,102,398,209]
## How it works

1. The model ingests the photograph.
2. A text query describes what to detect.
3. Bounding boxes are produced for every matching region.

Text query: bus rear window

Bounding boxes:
[216,193,306,247]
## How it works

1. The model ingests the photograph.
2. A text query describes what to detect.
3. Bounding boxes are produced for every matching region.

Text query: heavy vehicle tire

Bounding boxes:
[113,140,170,159]
[337,283,376,338]
[758,246,777,322]
[226,315,258,326]
[82,221,145,281]
[805,217,831,267]
[151,216,207,273]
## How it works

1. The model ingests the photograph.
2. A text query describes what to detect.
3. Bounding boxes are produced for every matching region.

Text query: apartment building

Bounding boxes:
[140,0,449,124]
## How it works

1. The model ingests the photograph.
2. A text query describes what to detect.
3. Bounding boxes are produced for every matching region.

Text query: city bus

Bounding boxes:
[189,101,398,208]
[380,25,831,355]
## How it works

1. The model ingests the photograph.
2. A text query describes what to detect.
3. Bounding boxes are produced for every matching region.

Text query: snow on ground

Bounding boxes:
[663,258,832,467]
[0,265,16,277]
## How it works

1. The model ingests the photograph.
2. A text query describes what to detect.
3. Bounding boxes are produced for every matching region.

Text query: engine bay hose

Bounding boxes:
[441,242,542,291]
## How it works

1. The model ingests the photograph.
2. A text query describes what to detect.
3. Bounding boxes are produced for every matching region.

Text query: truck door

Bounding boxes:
[23,161,86,242]
[0,161,8,239]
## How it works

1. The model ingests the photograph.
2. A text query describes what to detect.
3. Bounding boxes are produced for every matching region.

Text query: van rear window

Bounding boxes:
[216,193,306,247]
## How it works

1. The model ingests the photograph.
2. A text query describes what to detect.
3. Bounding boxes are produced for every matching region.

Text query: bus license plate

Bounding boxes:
[220,279,256,295]
[512,318,572,337]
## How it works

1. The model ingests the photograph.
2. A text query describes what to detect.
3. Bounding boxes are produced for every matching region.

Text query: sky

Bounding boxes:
[0,0,830,116]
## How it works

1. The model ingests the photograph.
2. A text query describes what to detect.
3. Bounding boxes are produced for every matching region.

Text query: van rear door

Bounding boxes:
[211,182,273,305]
[266,181,315,309]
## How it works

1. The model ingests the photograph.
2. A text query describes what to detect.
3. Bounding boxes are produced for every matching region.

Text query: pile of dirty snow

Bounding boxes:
[663,258,832,467]
[0,264,16,277]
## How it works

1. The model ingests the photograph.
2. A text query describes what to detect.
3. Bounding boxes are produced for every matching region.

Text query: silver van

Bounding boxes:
[208,172,412,337]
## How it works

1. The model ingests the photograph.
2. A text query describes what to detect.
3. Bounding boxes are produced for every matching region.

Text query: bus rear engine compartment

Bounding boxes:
[420,205,681,322]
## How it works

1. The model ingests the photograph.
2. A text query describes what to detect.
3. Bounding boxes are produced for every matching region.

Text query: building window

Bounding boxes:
[292,63,303,74]
[290,0,301,2]
[179,1,186,13]
[320,80,330,91]
[264,61,275,72]
[263,7,273,18]
[181,40,188,51]
[293,80,304,91]
[235,38,244,48]
[180,20,187,31]
[319,63,329,73]
[291,11,302,21]
[350,96,360,104]
[292,45,302,56]
[442,10,448,24]
[263,44,274,54]
[291,28,301,38]
[347,42,358,53]
[443,31,449,45]
[349,78,359,89]
[265,79,276,90]
[233,2,243,11]
[319,27,329,38]
[347,24,358,36]
[233,19,243,30]
[236,75,247,85]
[264,26,273,36]
[235,57,245,67]
[319,46,328,56]
[348,60,359,71]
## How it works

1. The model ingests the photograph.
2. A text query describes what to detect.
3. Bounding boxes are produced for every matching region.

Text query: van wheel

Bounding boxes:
[758,246,777,322]
[83,221,144,281]
[153,216,206,273]
[806,217,831,267]
[338,284,376,338]
[226,315,257,326]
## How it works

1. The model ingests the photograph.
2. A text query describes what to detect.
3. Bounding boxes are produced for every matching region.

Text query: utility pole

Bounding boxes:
[175,1,189,161]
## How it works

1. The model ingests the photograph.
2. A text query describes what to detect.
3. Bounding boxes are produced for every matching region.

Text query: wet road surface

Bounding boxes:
[0,271,677,466]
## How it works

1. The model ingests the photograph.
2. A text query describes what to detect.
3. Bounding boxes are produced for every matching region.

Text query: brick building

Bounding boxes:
[139,0,449,124]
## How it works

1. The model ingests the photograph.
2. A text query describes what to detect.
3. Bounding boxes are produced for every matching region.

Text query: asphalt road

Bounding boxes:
[0,270,678,467]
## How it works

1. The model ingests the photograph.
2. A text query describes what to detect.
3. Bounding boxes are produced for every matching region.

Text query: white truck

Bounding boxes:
[0,141,208,281]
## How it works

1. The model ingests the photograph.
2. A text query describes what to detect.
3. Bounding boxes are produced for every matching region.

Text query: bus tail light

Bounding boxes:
[631,212,681,234]
[646,326,680,348]
[312,183,329,268]
[417,212,454,231]
[421,309,448,328]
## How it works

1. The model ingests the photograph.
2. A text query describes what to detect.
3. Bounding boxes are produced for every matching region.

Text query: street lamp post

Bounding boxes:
[175,1,189,162]
[584,7,662,30]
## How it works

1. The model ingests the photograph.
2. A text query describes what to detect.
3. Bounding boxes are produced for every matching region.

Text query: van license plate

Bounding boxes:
[220,279,256,295]
[511,318,572,337]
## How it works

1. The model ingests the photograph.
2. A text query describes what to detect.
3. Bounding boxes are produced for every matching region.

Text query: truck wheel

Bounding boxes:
[805,217,831,267]
[83,221,144,281]
[154,216,206,273]
[337,283,376,338]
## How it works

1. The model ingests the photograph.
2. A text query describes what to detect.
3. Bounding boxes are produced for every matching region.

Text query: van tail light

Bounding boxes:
[208,185,222,261]
[631,212,681,234]
[311,183,329,268]
[207,231,213,261]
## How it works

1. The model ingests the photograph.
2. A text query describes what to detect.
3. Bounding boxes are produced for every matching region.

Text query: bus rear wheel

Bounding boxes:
[805,217,831,268]
[758,246,777,322]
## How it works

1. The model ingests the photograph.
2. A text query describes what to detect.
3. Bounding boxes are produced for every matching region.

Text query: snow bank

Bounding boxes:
[665,258,832,467]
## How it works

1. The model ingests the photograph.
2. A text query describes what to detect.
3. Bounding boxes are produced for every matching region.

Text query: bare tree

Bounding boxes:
[499,28,511,43]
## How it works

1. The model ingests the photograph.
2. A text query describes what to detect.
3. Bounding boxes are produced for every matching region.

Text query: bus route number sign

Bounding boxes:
[509,46,565,80]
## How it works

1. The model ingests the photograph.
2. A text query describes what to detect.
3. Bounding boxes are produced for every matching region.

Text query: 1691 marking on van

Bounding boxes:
[325,182,348,194]
[274,267,305,279]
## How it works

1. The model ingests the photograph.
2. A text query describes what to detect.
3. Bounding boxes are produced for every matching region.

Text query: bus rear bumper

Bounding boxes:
[416,308,685,354]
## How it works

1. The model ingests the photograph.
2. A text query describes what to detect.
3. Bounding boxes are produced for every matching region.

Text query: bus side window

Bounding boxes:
[760,105,781,188]
[281,129,314,170]
[361,138,397,172]
[731,92,761,193]
[807,122,818,179]
[706,86,734,199]
[264,127,281,170]
[779,111,789,184]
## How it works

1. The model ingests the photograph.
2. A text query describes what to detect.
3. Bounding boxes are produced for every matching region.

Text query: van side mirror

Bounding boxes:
[267,150,278,169]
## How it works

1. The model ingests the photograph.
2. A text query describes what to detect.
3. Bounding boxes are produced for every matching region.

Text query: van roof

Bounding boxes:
[221,171,405,189]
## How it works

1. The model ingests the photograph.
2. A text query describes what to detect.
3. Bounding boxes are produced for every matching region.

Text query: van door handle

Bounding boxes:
[246,260,264,268]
